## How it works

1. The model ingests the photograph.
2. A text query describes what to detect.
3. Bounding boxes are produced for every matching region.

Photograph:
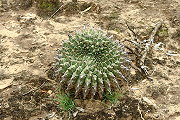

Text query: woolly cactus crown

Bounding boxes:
[55,28,129,99]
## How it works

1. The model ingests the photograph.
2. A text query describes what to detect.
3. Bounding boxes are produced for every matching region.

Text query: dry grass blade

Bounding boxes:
[48,5,64,20]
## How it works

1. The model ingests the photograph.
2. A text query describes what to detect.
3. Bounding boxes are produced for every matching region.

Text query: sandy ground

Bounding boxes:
[0,0,180,120]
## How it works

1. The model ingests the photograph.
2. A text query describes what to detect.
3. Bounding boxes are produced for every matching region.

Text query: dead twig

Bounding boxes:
[22,82,46,96]
[124,45,140,57]
[130,63,142,73]
[123,39,142,48]
[137,102,145,120]
[148,22,162,43]
[139,22,162,77]
[125,21,162,80]
[125,21,137,41]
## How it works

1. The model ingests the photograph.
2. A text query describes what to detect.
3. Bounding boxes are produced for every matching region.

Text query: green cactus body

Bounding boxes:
[54,29,129,99]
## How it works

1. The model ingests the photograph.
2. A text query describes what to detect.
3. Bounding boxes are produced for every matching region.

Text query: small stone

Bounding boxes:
[47,90,53,94]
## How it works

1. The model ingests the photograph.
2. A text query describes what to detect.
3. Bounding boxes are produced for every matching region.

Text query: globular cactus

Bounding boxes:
[54,28,130,99]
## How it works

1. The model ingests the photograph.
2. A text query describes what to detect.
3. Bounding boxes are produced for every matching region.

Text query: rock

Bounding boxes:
[0,78,13,90]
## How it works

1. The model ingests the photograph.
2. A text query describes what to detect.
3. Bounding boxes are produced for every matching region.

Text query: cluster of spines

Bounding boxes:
[54,28,130,99]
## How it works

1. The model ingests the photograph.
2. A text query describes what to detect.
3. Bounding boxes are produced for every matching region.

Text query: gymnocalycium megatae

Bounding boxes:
[54,28,130,99]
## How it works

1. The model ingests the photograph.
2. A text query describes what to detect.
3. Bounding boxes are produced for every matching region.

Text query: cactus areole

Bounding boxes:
[54,29,129,99]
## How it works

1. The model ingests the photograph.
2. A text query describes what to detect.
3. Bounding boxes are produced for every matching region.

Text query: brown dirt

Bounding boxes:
[0,0,179,120]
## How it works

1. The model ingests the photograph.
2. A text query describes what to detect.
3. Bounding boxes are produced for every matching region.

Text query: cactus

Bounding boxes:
[54,28,130,99]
